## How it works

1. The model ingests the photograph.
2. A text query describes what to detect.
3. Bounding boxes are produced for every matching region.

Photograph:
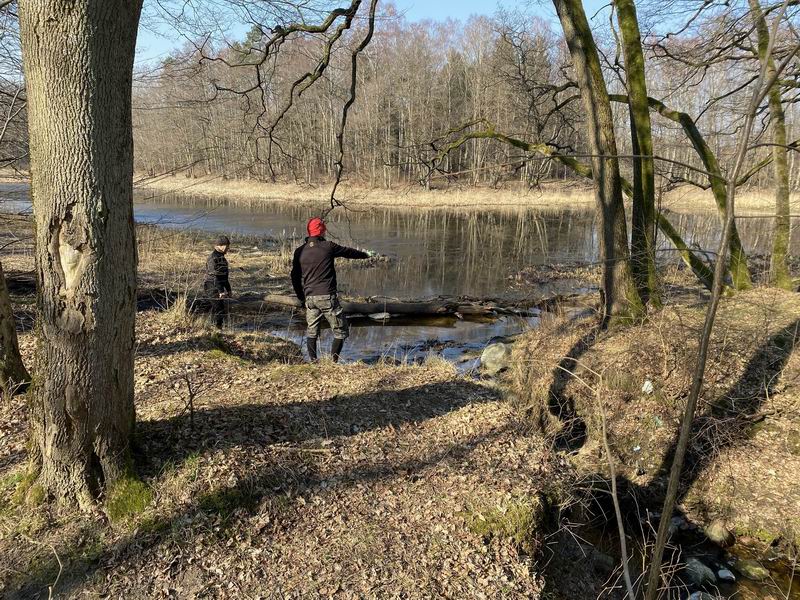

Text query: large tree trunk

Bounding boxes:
[19,0,143,508]
[552,0,643,321]
[749,0,792,290]
[0,261,30,390]
[616,0,659,305]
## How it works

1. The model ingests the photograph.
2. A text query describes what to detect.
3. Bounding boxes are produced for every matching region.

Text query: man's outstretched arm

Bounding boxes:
[331,243,369,259]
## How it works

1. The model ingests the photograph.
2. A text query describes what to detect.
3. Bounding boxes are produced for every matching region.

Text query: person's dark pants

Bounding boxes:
[305,293,348,362]
[204,285,228,329]
[211,297,228,329]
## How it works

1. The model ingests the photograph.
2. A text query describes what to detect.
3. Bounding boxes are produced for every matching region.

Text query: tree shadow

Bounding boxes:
[546,325,602,451]
[0,449,26,472]
[135,379,498,471]
[531,315,800,600]
[642,317,800,505]
[6,379,503,598]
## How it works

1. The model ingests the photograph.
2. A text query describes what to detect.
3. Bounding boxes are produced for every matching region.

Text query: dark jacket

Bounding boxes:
[291,236,368,301]
[204,249,231,295]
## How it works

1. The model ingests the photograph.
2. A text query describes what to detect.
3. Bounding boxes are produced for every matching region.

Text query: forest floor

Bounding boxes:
[2,211,800,598]
[0,220,577,599]
[0,310,567,599]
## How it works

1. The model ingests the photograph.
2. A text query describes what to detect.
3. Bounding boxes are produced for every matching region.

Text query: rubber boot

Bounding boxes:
[331,338,344,363]
[306,337,318,362]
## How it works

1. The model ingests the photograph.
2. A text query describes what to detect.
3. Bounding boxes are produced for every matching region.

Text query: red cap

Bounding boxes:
[307,217,326,237]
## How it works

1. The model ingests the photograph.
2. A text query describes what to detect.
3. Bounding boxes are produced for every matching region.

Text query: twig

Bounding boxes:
[597,376,637,599]
[20,535,62,599]
[271,446,333,454]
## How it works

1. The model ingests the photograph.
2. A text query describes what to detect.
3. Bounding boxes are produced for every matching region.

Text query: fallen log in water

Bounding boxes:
[187,290,587,319]
[262,294,458,316]
[257,293,576,318]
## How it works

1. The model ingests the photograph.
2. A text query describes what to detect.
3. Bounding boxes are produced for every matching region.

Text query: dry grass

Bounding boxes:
[136,172,598,211]
[660,185,800,215]
[0,218,297,301]
[136,173,794,215]
[136,224,294,296]
[508,288,800,554]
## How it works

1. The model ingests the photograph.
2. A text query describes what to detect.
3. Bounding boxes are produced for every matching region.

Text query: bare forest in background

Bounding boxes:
[117,3,800,190]
[2,2,799,192]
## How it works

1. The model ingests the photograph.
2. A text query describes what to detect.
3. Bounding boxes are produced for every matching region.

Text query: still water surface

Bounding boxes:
[2,183,796,363]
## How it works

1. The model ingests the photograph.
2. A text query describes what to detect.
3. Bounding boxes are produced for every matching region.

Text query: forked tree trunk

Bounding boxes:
[552,0,643,321]
[616,0,659,305]
[0,261,30,390]
[609,93,753,290]
[19,0,143,508]
[749,0,793,290]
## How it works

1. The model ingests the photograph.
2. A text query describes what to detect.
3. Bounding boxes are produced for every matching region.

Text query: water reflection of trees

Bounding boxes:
[135,192,797,299]
[323,207,598,298]
[663,212,799,257]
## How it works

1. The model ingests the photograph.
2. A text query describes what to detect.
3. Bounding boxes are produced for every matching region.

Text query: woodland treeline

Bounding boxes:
[2,3,800,190]
[131,6,800,190]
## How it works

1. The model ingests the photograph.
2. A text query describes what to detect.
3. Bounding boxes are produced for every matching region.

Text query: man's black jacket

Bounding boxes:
[291,236,368,302]
[204,250,231,295]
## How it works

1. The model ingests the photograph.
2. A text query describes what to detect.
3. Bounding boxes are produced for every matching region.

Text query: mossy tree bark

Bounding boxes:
[609,94,753,290]
[552,0,643,322]
[0,260,30,391]
[749,0,793,290]
[615,0,659,306]
[19,0,143,508]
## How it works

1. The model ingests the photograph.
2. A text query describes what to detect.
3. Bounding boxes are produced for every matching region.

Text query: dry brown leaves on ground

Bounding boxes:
[0,309,558,599]
[509,288,800,551]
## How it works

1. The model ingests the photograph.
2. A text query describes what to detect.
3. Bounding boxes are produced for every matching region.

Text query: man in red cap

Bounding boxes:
[291,217,371,362]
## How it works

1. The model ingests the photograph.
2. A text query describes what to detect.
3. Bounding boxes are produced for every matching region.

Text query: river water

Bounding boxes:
[2,183,797,364]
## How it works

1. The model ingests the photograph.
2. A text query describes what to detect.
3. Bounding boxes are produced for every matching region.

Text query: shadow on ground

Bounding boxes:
[6,379,503,599]
[543,317,800,599]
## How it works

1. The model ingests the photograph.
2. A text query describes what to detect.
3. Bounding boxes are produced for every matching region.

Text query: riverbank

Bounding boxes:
[507,287,800,598]
[136,174,798,215]
[3,167,795,214]
[4,279,799,598]
[0,217,577,598]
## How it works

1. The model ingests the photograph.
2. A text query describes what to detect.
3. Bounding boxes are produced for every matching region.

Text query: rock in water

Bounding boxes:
[684,557,716,587]
[717,568,736,583]
[735,559,770,581]
[689,593,719,600]
[668,515,688,536]
[480,342,512,375]
[591,551,616,575]
[368,312,391,321]
[705,519,735,547]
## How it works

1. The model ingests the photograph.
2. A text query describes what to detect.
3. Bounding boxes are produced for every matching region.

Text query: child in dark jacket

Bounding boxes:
[204,235,231,329]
